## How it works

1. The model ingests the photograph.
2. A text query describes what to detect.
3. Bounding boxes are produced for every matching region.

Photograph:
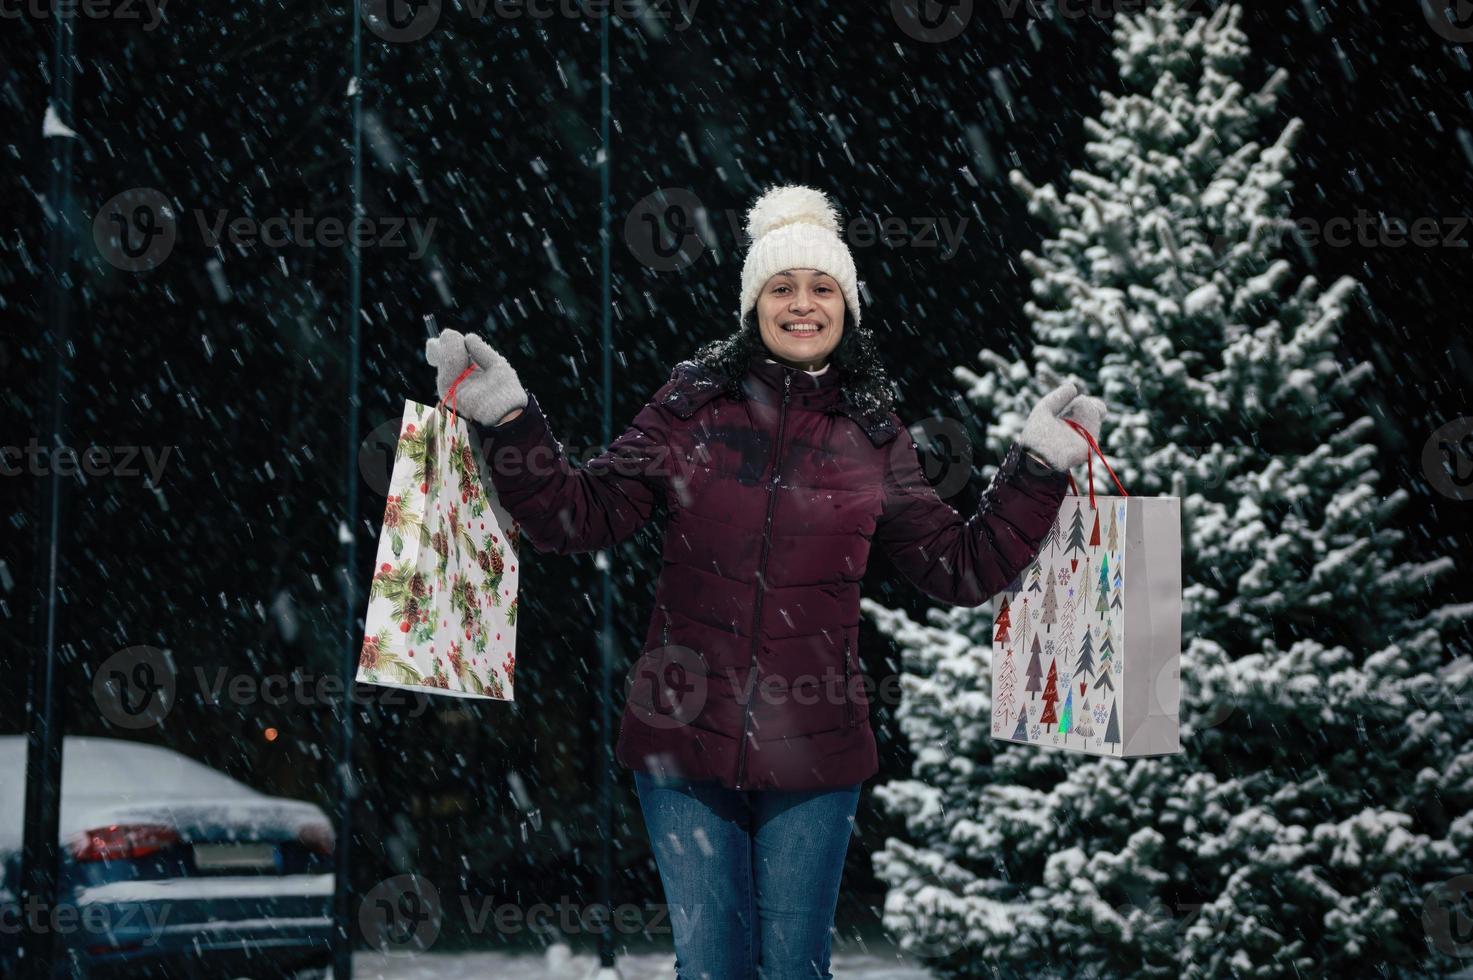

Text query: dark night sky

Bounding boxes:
[4,0,1470,945]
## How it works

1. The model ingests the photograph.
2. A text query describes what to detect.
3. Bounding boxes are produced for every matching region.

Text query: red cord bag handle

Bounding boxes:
[436,363,478,427]
[1061,418,1128,510]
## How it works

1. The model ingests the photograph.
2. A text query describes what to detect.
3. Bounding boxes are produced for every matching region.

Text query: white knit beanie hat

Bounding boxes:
[737,184,861,329]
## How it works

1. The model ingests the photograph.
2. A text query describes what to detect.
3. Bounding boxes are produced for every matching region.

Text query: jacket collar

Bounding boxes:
[744,353,844,408]
[660,354,899,447]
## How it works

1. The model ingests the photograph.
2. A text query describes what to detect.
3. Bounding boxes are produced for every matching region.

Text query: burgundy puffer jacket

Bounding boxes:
[478,352,1068,791]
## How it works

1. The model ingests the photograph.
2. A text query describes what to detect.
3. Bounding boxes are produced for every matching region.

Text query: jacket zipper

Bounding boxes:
[843,635,854,729]
[734,369,792,790]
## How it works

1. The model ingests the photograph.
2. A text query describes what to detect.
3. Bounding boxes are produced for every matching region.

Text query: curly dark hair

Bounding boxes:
[688,307,898,418]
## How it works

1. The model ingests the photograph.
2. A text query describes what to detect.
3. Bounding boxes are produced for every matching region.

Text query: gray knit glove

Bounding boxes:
[1060,391,1106,452]
[423,329,528,426]
[1019,382,1107,471]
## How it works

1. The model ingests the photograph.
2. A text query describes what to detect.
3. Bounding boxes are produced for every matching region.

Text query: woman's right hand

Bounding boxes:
[424,329,529,426]
[1019,381,1107,471]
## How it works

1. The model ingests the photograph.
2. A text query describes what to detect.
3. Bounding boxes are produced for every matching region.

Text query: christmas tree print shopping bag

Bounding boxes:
[991,429,1181,757]
[358,391,520,699]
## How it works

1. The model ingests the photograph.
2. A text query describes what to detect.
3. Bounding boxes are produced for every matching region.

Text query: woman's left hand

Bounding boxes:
[424,330,528,426]
[1059,390,1106,451]
[1019,382,1107,471]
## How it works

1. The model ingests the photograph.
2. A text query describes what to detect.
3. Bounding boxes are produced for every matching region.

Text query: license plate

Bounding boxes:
[192,843,279,871]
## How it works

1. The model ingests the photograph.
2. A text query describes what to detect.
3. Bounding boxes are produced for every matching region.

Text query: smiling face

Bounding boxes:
[755,268,846,371]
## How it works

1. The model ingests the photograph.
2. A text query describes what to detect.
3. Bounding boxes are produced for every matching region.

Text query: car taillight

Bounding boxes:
[71,824,180,863]
[297,821,335,855]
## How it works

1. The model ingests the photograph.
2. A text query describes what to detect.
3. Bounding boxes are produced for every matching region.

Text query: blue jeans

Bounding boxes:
[633,769,862,980]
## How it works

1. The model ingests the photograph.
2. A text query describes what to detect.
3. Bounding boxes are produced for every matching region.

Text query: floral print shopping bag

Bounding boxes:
[358,384,520,699]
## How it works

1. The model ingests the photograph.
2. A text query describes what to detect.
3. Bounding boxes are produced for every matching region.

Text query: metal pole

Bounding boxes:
[597,7,616,971]
[19,7,76,978]
[332,0,365,975]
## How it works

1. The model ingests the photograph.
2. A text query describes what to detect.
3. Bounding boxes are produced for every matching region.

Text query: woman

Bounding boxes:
[424,185,1105,979]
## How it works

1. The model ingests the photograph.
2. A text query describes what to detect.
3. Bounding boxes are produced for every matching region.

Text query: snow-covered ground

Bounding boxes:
[349,945,1473,978]
[353,941,933,979]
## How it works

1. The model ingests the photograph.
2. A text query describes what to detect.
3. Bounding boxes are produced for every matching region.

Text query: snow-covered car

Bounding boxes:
[0,735,334,979]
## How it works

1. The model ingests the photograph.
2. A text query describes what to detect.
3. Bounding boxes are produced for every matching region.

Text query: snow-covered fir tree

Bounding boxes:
[865,3,1473,976]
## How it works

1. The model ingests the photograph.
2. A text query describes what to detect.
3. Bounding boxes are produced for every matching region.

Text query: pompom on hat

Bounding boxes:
[737,184,862,328]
